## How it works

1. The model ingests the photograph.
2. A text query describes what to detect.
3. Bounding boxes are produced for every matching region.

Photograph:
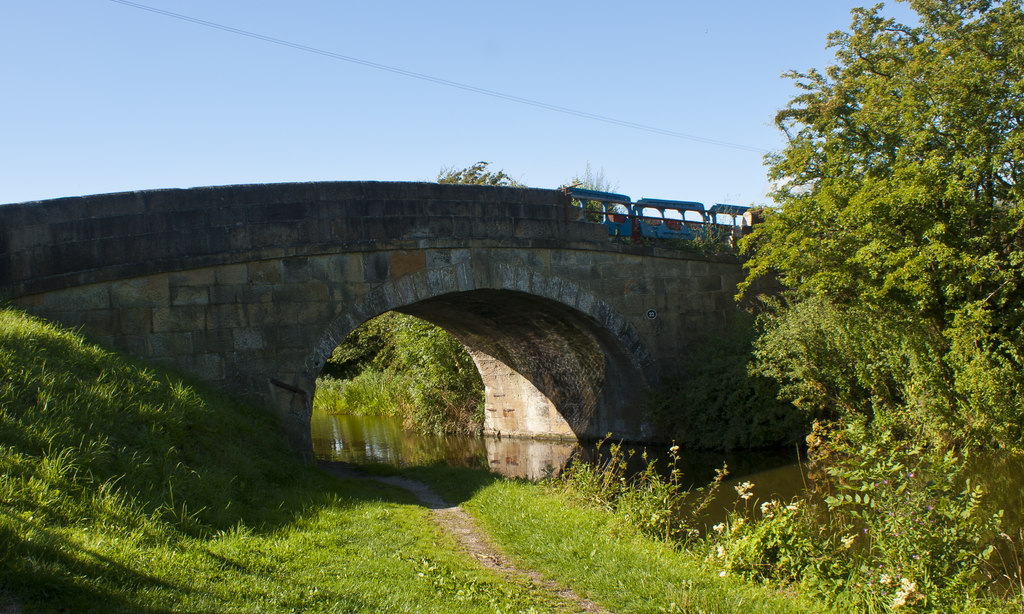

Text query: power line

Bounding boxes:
[108,0,770,154]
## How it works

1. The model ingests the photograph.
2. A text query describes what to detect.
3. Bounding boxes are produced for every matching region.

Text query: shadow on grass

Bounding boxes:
[317,459,506,508]
[0,515,184,614]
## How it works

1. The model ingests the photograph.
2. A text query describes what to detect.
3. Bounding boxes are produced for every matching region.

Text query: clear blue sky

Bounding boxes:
[1,1,917,207]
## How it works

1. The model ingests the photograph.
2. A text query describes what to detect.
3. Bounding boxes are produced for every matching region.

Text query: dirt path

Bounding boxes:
[319,462,611,614]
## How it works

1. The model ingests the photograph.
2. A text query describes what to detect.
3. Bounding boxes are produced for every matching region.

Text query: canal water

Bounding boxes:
[310,411,808,508]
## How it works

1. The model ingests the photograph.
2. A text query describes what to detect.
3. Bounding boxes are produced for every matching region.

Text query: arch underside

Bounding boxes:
[307,266,657,445]
[398,289,642,440]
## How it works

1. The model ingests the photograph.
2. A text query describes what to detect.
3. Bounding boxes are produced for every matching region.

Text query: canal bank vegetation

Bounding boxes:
[0,308,565,613]
[557,1,1024,612]
[3,307,837,613]
[314,311,484,434]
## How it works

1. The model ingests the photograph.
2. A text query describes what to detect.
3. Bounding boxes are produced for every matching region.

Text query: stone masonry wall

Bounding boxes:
[1,182,750,456]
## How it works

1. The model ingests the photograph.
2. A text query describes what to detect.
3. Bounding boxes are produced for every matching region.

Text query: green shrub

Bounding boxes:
[707,423,1013,611]
[647,311,808,450]
[318,312,483,434]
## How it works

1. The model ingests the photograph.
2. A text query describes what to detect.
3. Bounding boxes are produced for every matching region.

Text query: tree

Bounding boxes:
[563,163,621,222]
[437,161,524,186]
[742,0,1024,450]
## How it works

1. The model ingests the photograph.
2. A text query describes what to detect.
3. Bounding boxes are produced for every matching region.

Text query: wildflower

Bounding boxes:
[718,570,727,577]
[716,545,726,559]
[760,501,776,517]
[880,573,892,586]
[670,445,680,453]
[840,534,856,549]
[786,502,800,512]
[734,481,755,501]
[713,523,725,533]
[892,578,924,608]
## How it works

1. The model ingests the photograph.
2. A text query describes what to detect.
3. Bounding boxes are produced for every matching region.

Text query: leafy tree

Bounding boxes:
[742,0,1024,451]
[437,161,524,186]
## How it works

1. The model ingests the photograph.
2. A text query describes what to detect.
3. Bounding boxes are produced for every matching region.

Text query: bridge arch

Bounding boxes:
[300,261,655,449]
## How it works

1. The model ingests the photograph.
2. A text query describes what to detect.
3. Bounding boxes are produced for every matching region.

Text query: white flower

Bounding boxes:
[840,534,856,549]
[713,522,725,533]
[734,481,755,501]
[892,578,924,608]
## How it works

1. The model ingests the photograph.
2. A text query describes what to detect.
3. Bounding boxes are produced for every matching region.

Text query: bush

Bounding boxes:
[317,313,484,434]
[647,311,809,450]
[707,423,1012,611]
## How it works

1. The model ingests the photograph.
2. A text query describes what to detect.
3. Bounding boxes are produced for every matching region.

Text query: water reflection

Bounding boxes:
[485,438,576,480]
[310,411,488,469]
[311,411,579,480]
[310,411,807,489]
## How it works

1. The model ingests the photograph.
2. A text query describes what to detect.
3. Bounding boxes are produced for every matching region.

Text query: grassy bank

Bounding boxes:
[1,306,910,613]
[404,465,823,614]
[0,308,560,613]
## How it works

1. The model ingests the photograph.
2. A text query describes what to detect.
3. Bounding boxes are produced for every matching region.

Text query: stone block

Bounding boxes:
[117,307,151,334]
[191,329,234,354]
[114,334,149,358]
[44,284,110,311]
[215,263,248,285]
[390,250,427,278]
[207,303,246,329]
[76,309,117,335]
[191,354,225,381]
[152,305,205,333]
[514,219,554,238]
[426,267,458,295]
[171,285,210,306]
[233,327,265,351]
[148,332,194,357]
[305,256,331,282]
[248,260,283,284]
[362,252,389,283]
[455,262,475,292]
[294,301,332,326]
[111,275,170,308]
[170,268,215,287]
[251,222,298,247]
[9,224,49,252]
[209,284,242,305]
[697,275,722,292]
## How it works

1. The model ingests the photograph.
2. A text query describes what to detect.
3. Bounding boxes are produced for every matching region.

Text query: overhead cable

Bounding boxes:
[109,0,769,154]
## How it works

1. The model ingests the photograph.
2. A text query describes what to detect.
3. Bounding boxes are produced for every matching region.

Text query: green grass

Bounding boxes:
[0,308,565,613]
[402,465,823,614]
[313,370,411,416]
[465,479,823,614]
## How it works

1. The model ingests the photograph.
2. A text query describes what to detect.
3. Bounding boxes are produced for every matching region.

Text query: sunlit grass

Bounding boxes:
[0,308,565,613]
[313,369,412,417]
[401,464,823,614]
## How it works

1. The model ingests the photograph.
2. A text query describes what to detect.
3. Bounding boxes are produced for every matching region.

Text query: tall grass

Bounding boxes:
[313,369,412,417]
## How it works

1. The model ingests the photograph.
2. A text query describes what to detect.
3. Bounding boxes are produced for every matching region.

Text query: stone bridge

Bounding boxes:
[0,182,755,460]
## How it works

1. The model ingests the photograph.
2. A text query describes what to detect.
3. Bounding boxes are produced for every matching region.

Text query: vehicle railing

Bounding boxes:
[564,187,751,243]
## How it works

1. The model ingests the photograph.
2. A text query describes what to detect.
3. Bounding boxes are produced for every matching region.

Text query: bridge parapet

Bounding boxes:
[1,182,611,298]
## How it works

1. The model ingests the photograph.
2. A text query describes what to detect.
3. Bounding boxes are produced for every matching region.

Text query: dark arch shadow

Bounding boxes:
[303,264,657,451]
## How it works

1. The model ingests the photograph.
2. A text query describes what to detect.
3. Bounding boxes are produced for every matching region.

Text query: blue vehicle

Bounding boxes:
[565,187,633,237]
[634,198,707,241]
